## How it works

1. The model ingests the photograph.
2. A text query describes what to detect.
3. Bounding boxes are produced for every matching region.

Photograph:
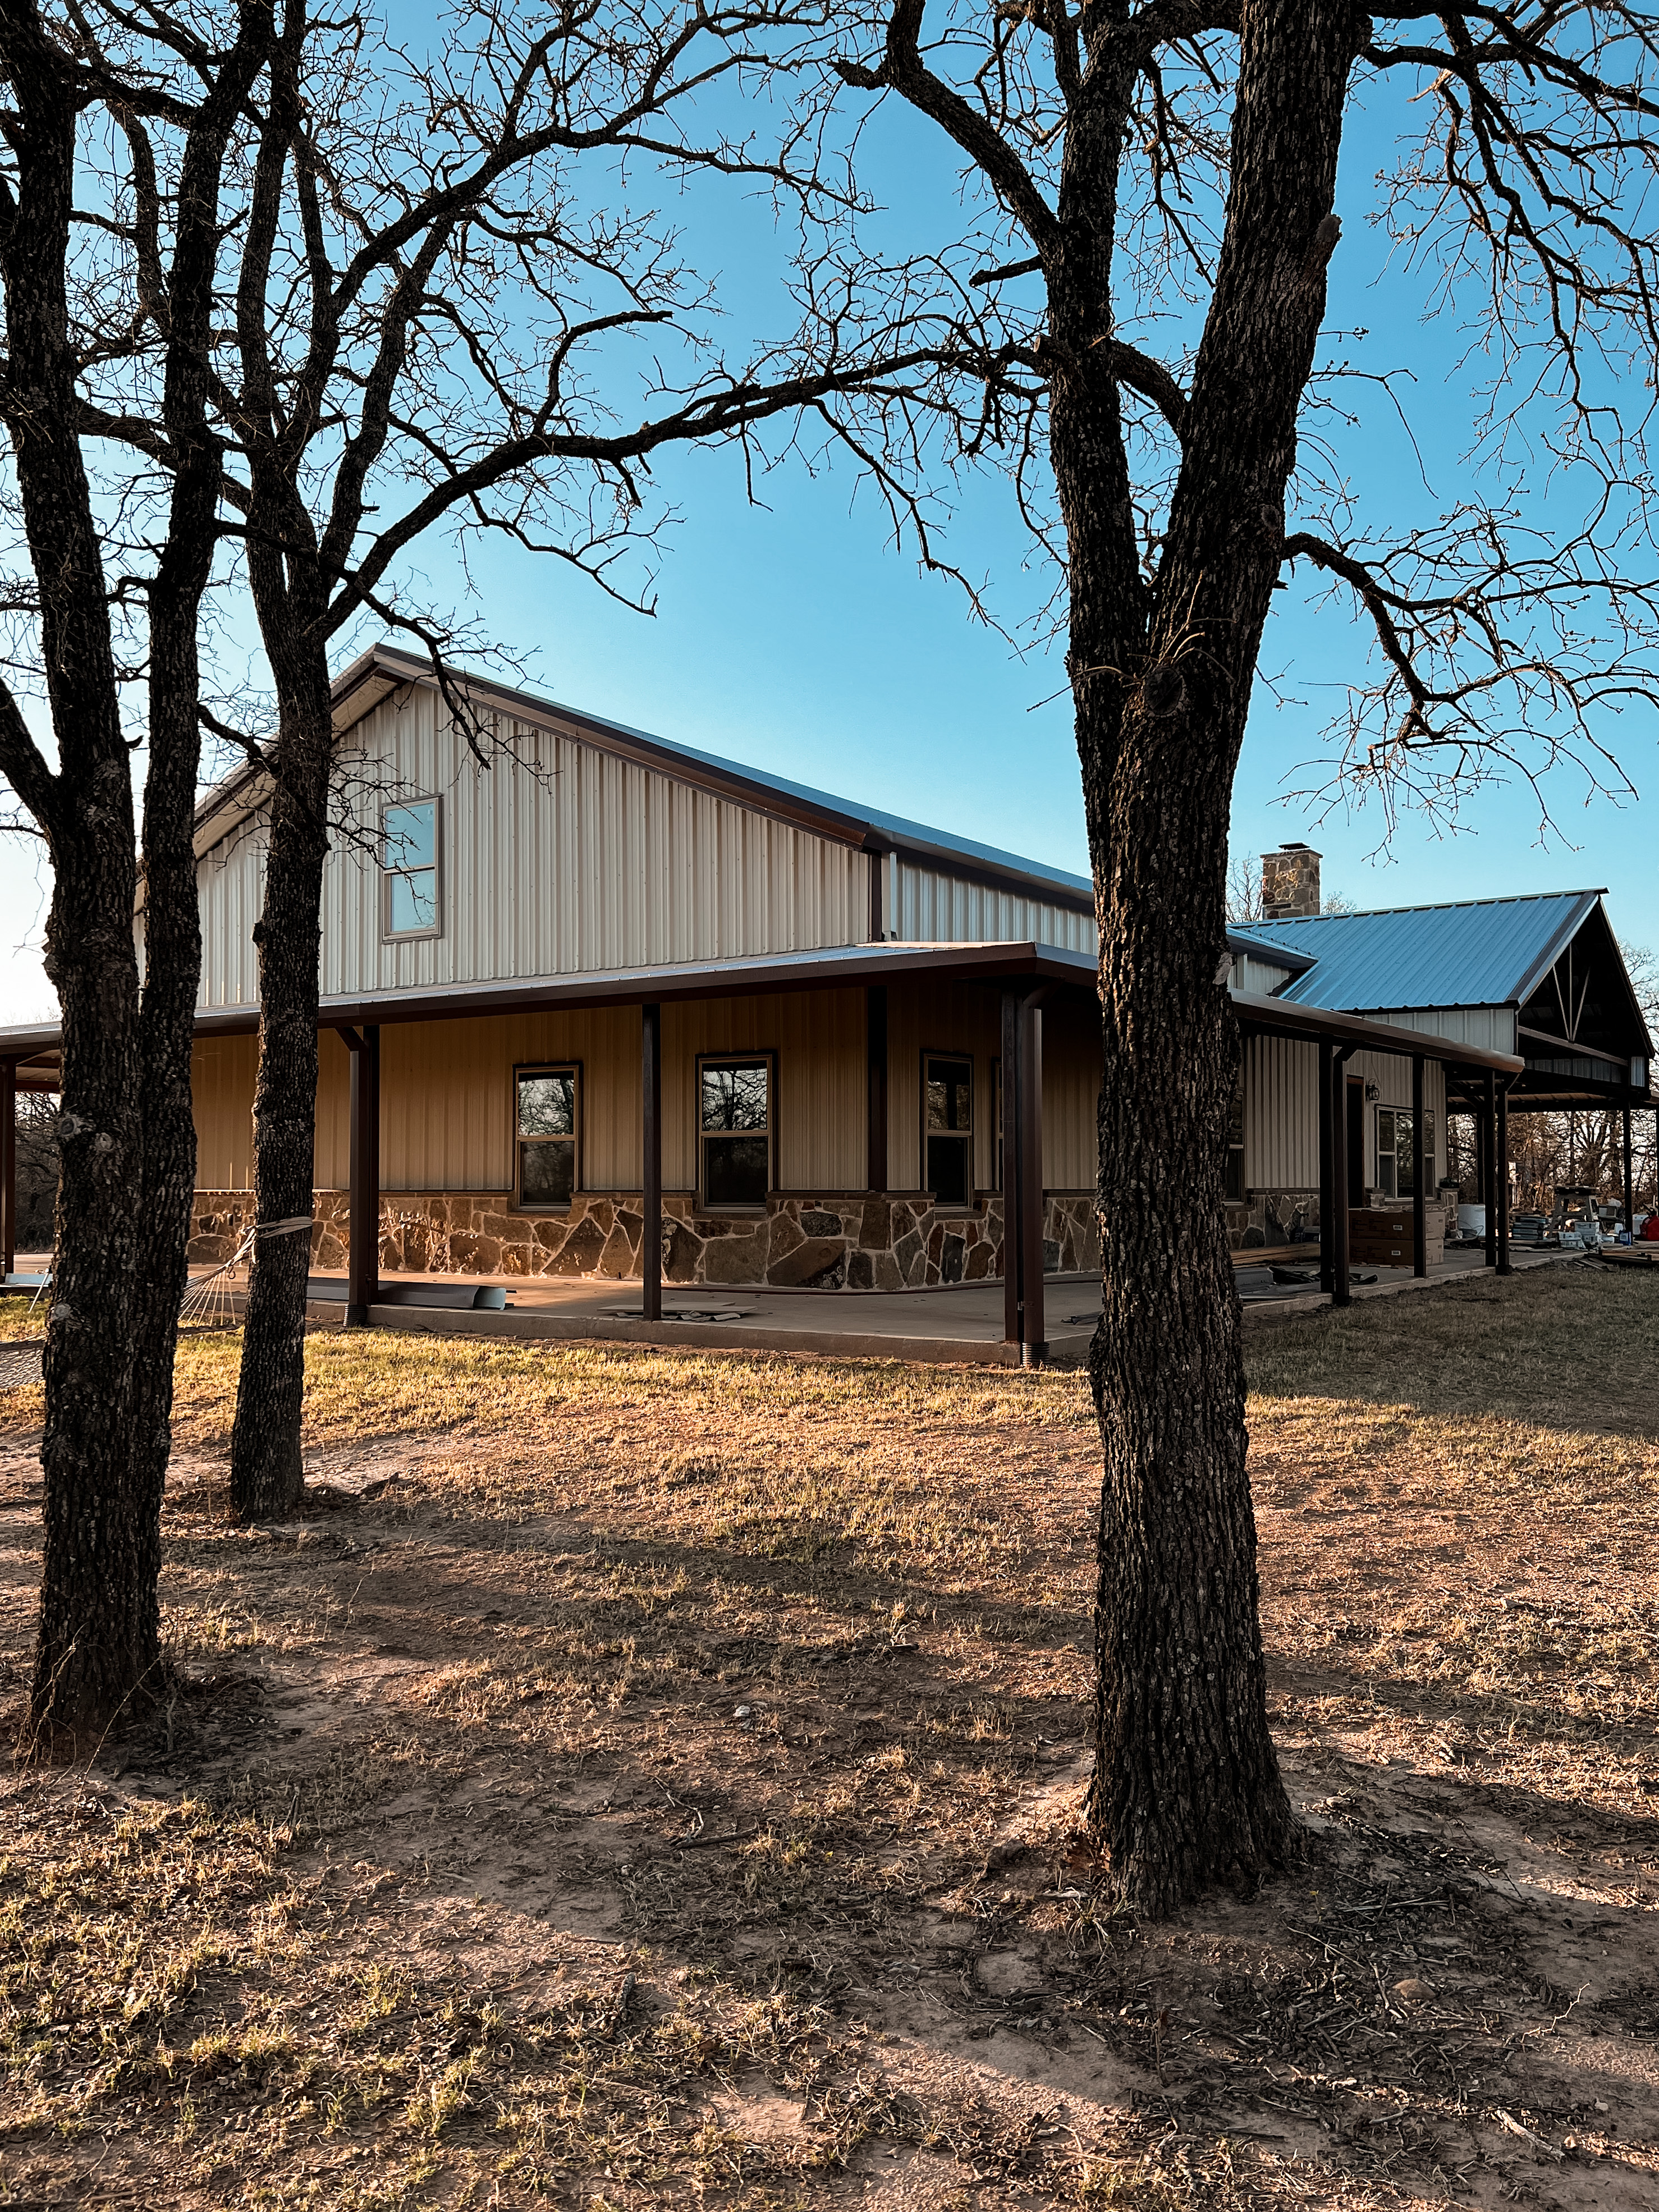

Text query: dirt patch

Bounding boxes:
[1,1274,1657,2206]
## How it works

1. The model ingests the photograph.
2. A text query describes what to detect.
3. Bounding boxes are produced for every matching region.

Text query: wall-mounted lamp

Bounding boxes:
[1364,1080,1381,1101]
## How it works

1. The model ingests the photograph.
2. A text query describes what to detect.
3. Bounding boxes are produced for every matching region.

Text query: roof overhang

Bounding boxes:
[0,941,1098,1061]
[1230,990,1526,1077]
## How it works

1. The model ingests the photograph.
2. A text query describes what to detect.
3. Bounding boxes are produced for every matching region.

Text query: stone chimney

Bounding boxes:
[1261,844,1321,920]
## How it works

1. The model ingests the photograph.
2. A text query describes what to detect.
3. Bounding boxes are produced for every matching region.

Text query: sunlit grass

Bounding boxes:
[0,1293,42,1344]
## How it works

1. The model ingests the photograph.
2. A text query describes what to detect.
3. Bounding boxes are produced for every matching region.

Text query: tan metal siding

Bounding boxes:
[193,689,870,1010]
[884,981,1098,1192]
[887,856,1096,956]
[1230,954,1296,995]
[1244,1034,1321,1189]
[1243,1034,1449,1191]
[661,991,867,1192]
[1356,1005,1518,1056]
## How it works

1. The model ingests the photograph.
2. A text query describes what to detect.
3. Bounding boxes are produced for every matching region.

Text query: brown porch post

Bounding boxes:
[1473,1098,1487,1249]
[1318,1041,1334,1293]
[1496,1082,1512,1276]
[641,1002,662,1322]
[1332,1048,1353,1308]
[1623,1106,1634,1238]
[1411,1054,1427,1278]
[1019,993,1046,1364]
[1,1058,16,1281]
[340,1025,381,1326]
[865,985,888,1194]
[1001,988,1023,1350]
[1483,1071,1498,1268]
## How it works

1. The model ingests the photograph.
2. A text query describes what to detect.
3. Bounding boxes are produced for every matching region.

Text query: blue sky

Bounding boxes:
[2,36,1654,1028]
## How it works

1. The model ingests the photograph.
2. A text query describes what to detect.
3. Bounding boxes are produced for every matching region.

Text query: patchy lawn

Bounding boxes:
[1,1261,1657,2209]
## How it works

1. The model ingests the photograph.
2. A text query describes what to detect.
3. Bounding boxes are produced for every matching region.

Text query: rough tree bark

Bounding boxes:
[227,653,332,1519]
[0,0,270,1740]
[1,14,147,1735]
[1078,0,1361,1909]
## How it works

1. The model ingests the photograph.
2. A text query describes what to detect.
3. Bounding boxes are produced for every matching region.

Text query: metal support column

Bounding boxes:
[1019,993,1046,1365]
[340,1025,380,1326]
[1623,1106,1635,1239]
[1496,1082,1511,1276]
[865,986,888,1194]
[1411,1054,1427,1278]
[0,1059,16,1282]
[641,1002,662,1323]
[1318,1042,1334,1293]
[1001,989,1023,1351]
[1332,1048,1354,1308]
[1495,1066,1504,1274]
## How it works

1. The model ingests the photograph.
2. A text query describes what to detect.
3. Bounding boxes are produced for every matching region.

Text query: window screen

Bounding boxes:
[516,1066,578,1208]
[924,1055,973,1208]
[699,1059,772,1208]
[383,799,439,936]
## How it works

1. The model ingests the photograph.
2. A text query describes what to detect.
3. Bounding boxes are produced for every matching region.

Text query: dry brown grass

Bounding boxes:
[1,1261,1656,2208]
[0,1293,42,1345]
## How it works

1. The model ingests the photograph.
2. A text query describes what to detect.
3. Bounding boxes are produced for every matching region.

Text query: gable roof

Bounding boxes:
[319,643,1095,912]
[1242,890,1603,1012]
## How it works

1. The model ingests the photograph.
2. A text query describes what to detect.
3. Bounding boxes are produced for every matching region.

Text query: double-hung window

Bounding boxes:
[699,1056,773,1208]
[515,1065,579,1208]
[382,798,441,938]
[924,1054,974,1208]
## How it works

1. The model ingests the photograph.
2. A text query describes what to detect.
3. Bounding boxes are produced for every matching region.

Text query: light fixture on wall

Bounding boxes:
[1364,1080,1381,1101]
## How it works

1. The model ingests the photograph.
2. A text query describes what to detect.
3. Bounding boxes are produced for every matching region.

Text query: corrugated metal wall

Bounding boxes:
[887,857,1096,956]
[1241,1034,1449,1189]
[191,982,1102,1196]
[1359,1005,1518,1056]
[194,688,871,1011]
[1231,954,1297,995]
[885,981,1097,1191]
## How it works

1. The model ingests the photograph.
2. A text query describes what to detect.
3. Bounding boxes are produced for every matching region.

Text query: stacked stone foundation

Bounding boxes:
[188,1189,1101,1292]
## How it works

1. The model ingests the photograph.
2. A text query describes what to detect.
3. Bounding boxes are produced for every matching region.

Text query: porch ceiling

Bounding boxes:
[0,940,1098,1060]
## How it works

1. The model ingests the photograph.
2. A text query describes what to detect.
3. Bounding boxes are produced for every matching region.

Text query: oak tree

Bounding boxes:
[0,0,274,1741]
[795,0,1659,1909]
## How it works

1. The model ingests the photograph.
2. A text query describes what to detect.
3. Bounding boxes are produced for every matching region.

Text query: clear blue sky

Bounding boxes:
[2,42,1654,1028]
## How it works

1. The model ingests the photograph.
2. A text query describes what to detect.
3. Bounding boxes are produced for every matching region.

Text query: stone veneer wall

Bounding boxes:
[188,1189,1101,1292]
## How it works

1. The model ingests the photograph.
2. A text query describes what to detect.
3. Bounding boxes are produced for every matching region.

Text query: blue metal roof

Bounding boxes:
[1243,890,1603,1012]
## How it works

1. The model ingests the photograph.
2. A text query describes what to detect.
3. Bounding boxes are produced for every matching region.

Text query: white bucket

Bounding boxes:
[1456,1205,1486,1236]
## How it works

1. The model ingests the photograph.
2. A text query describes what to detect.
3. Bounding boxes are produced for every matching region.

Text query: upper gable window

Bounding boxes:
[382,798,441,938]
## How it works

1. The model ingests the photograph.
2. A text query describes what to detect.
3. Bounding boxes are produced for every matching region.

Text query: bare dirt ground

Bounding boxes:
[1,1261,1657,2210]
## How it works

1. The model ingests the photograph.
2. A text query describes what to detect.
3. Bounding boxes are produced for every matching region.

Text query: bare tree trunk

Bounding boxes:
[0,0,270,1740]
[3,22,150,1741]
[1075,0,1359,1913]
[227,656,332,1520]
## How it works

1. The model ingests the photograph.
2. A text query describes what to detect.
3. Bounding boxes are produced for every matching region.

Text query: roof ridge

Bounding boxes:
[1249,887,1603,927]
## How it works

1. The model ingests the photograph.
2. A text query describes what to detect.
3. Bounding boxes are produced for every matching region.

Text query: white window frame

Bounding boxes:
[381,794,443,942]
